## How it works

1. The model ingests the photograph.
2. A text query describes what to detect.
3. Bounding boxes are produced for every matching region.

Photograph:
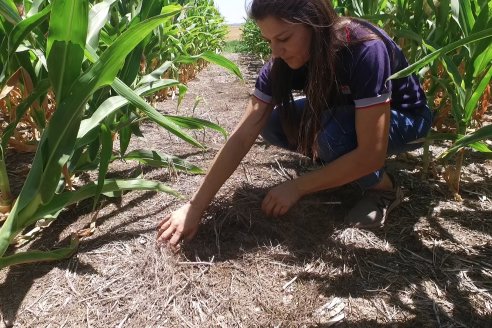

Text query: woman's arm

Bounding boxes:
[157,96,273,249]
[262,103,390,217]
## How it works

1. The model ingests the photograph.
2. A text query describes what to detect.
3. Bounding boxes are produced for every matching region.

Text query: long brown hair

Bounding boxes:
[249,0,350,158]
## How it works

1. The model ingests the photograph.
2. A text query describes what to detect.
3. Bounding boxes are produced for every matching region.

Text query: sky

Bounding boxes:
[214,0,249,25]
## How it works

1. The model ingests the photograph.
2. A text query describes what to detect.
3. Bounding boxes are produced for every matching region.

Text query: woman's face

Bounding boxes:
[257,16,312,69]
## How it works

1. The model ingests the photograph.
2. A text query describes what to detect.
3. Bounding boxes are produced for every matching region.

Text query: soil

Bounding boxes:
[226,25,242,41]
[1,53,491,328]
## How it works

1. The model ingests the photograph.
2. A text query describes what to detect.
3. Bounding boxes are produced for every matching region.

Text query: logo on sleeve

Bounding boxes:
[340,85,352,95]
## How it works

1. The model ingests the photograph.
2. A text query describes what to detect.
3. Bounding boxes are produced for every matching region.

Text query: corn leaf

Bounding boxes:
[458,0,476,37]
[464,64,492,122]
[138,61,173,85]
[388,28,492,80]
[26,0,45,17]
[165,115,228,138]
[111,78,204,148]
[47,0,88,102]
[0,235,79,269]
[33,179,181,221]
[122,150,205,174]
[441,125,492,159]
[118,114,132,156]
[0,0,21,25]
[8,3,51,56]
[76,79,182,145]
[118,0,164,86]
[87,0,116,49]
[176,51,243,80]
[473,43,492,78]
[93,123,112,211]
[469,142,492,153]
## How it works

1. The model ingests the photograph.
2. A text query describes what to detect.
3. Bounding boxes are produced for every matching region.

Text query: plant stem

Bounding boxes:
[0,150,12,211]
[422,135,432,179]
[454,148,465,195]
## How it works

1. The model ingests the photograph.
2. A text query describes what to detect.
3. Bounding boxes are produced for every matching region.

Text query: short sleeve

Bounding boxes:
[253,61,274,104]
[350,40,392,109]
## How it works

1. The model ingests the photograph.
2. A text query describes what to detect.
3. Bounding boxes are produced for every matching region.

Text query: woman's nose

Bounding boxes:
[270,41,284,58]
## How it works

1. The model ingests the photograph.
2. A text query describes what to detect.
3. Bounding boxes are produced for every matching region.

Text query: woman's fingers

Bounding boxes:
[157,214,171,227]
[158,224,176,243]
[272,204,284,218]
[262,194,274,216]
[156,219,172,239]
[262,193,286,218]
[168,230,182,248]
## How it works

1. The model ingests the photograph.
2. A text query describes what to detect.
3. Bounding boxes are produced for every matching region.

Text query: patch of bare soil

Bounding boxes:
[1,53,491,327]
[226,25,242,41]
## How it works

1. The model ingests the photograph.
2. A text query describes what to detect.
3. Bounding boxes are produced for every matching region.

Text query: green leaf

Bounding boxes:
[118,114,132,156]
[389,28,492,80]
[439,53,464,99]
[111,78,205,148]
[440,125,492,158]
[469,141,492,153]
[177,51,243,80]
[473,44,492,77]
[8,4,51,57]
[26,0,46,17]
[88,6,181,91]
[87,0,116,49]
[34,179,182,221]
[458,0,475,36]
[0,0,21,25]
[76,79,182,146]
[0,235,79,269]
[119,0,171,87]
[122,150,204,174]
[465,64,492,122]
[93,123,112,210]
[138,60,173,85]
[165,115,228,138]
[47,0,88,102]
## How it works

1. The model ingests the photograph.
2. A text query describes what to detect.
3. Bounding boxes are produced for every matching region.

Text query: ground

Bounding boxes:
[226,25,242,41]
[1,53,491,327]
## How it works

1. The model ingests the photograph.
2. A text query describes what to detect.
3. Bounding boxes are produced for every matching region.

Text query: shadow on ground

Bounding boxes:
[0,190,162,326]
[180,161,491,327]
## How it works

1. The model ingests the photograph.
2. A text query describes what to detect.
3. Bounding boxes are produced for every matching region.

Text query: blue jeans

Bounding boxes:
[260,98,433,189]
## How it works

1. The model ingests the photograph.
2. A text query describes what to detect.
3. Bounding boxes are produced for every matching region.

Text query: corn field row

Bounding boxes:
[0,0,242,268]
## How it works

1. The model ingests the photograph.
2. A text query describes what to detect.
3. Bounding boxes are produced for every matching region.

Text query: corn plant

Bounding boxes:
[0,0,242,268]
[390,2,492,194]
[240,19,271,61]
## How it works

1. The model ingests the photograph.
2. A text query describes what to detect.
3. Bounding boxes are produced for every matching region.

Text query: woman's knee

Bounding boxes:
[261,99,306,150]
[260,108,292,149]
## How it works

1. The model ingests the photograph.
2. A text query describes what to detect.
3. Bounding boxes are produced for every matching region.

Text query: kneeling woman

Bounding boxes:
[157,0,432,250]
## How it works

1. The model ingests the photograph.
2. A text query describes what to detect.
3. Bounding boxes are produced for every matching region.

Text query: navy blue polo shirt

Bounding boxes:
[253,20,427,111]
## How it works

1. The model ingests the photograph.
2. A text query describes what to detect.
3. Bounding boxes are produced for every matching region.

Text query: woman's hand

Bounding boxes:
[262,180,302,218]
[156,202,202,252]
